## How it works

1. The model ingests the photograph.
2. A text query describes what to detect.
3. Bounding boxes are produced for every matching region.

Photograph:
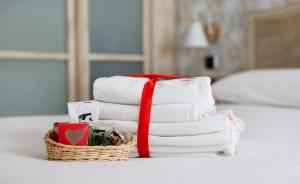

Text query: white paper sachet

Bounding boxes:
[67,101,99,124]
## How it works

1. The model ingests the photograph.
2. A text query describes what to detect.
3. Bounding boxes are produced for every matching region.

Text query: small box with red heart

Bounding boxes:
[57,123,89,146]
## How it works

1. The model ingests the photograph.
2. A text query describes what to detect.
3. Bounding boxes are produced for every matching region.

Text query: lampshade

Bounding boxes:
[184,21,208,48]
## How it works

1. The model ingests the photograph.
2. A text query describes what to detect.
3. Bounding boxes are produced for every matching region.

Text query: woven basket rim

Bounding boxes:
[44,130,137,149]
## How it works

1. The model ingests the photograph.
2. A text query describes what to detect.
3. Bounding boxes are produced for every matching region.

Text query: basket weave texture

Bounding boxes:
[44,130,136,161]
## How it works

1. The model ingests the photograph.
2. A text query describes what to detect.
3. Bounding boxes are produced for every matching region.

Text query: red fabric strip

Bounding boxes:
[137,78,157,157]
[128,74,190,80]
[129,74,191,157]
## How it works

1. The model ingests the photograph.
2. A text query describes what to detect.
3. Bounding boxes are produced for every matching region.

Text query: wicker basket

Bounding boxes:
[44,130,136,161]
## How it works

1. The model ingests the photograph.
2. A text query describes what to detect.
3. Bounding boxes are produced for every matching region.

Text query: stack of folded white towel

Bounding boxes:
[93,76,245,157]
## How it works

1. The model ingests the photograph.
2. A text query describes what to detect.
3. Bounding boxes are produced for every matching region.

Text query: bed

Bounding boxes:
[0,104,300,184]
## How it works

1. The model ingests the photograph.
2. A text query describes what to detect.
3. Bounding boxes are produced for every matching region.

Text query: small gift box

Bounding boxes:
[57,123,89,146]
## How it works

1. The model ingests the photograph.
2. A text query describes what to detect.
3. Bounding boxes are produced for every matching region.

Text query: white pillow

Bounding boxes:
[212,69,300,108]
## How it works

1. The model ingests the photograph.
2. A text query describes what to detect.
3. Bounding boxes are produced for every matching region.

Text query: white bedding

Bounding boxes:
[0,104,300,184]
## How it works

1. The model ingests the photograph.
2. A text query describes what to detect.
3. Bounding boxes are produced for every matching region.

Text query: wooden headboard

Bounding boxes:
[247,3,300,69]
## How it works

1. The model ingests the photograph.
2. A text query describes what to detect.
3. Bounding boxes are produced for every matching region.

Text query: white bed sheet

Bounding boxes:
[0,104,300,184]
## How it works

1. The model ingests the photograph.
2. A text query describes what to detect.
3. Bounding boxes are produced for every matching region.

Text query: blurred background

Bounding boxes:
[0,0,299,116]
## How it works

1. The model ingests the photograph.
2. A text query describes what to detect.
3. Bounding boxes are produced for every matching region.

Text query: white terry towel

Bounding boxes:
[93,76,215,107]
[144,126,239,146]
[129,143,237,157]
[129,152,234,158]
[96,101,216,123]
[128,134,238,157]
[99,113,234,136]
[131,143,236,153]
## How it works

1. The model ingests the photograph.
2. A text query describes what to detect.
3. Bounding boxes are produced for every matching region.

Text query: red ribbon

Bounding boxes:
[128,74,191,157]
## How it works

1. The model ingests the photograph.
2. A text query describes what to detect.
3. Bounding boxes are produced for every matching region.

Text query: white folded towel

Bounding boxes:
[129,152,232,158]
[95,121,240,146]
[129,143,237,157]
[99,113,234,136]
[99,110,246,136]
[131,143,236,153]
[145,128,238,146]
[93,76,215,108]
[96,101,216,123]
